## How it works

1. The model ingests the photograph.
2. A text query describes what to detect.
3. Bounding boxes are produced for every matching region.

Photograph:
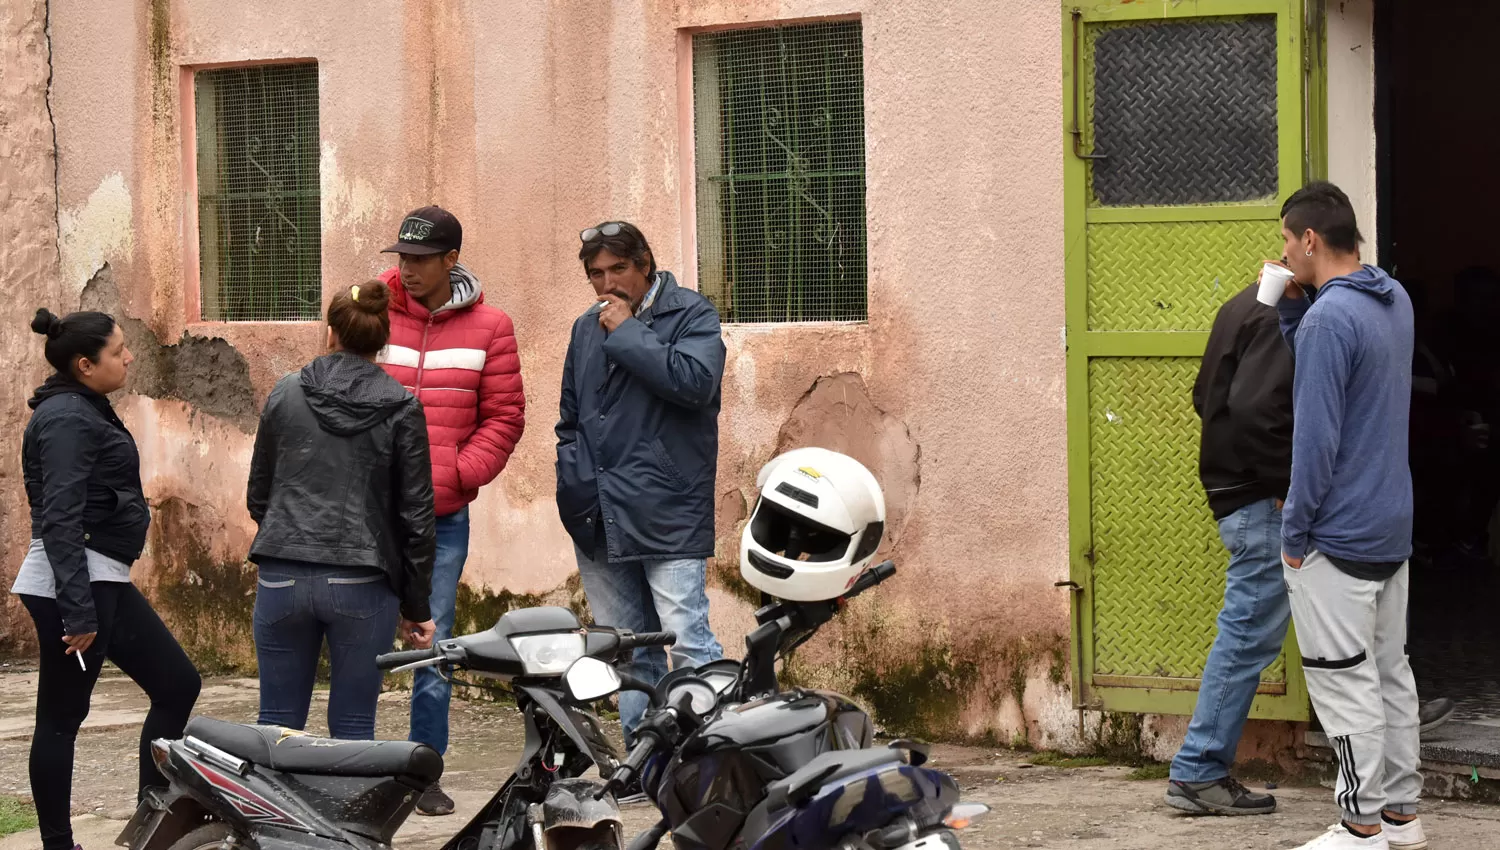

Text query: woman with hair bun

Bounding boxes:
[247,279,437,739]
[14,308,202,850]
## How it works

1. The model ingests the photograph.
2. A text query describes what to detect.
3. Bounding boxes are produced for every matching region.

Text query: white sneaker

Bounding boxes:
[1383,817,1429,850]
[1293,824,1390,849]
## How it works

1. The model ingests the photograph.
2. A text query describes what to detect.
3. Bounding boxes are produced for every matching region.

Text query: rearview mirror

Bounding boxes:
[563,657,621,702]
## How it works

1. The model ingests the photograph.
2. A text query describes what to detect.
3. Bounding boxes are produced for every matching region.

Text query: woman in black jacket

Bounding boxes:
[247,279,436,740]
[14,309,201,850]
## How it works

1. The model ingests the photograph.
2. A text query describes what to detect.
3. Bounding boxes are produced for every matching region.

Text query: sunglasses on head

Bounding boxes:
[580,222,625,243]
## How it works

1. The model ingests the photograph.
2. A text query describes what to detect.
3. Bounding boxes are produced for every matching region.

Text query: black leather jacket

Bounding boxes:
[23,376,150,635]
[248,353,436,622]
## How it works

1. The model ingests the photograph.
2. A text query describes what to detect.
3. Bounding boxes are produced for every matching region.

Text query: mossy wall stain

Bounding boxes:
[453,572,590,635]
[709,555,763,609]
[143,497,258,673]
[141,496,593,681]
[778,590,1069,742]
[850,642,982,738]
[1088,711,1148,764]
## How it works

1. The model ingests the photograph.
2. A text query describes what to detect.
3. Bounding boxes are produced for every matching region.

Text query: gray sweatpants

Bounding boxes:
[1285,551,1422,825]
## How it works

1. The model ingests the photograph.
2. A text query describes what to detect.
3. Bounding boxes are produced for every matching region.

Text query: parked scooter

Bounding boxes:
[592,448,990,850]
[117,447,981,850]
[590,559,988,850]
[115,607,672,850]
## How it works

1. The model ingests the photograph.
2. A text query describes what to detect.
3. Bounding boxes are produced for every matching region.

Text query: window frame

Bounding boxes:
[680,15,870,326]
[183,58,323,325]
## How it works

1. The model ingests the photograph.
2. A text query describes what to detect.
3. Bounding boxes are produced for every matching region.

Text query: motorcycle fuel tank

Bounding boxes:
[649,690,873,850]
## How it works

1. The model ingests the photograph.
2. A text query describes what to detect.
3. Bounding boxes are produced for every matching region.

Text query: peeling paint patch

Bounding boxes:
[711,371,919,606]
[773,372,920,548]
[320,141,380,245]
[82,265,257,429]
[59,173,133,296]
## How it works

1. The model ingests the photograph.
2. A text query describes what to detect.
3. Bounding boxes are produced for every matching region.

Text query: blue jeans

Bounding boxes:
[574,548,724,742]
[409,507,470,755]
[1170,498,1293,782]
[253,558,399,740]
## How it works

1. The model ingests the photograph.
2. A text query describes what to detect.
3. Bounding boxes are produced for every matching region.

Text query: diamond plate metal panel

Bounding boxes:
[1087,220,1283,331]
[1088,357,1287,683]
[1088,17,1278,207]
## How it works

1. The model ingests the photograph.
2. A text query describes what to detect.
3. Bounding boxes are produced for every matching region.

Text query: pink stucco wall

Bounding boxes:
[0,0,66,649]
[6,0,1073,744]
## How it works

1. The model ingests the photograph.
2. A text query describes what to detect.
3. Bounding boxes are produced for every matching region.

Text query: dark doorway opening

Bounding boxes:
[1377,0,1500,731]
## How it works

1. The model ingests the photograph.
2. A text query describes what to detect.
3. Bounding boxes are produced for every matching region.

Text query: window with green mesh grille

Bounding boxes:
[693,21,868,324]
[195,63,322,322]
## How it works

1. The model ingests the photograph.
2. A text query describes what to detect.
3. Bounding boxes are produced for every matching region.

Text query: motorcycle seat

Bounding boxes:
[184,717,443,786]
[766,747,905,809]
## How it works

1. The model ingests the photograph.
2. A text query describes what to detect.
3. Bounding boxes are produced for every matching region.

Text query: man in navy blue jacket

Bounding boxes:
[1274,183,1425,850]
[555,221,726,758]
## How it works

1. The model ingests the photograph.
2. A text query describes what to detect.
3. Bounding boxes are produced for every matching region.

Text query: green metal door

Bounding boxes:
[1063,0,1310,719]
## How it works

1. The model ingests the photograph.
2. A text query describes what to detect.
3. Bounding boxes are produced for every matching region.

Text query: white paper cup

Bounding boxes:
[1257,263,1295,306]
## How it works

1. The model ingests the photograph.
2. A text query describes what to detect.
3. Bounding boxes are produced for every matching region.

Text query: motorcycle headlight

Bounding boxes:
[509,633,587,676]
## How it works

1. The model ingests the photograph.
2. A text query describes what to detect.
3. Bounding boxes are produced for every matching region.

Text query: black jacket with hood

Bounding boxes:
[1194,284,1295,519]
[248,353,437,622]
[23,376,150,635]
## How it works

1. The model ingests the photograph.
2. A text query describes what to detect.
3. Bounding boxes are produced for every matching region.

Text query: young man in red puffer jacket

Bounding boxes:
[376,206,524,816]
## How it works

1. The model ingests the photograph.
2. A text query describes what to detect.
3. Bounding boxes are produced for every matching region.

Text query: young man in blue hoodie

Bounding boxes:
[1274,182,1425,850]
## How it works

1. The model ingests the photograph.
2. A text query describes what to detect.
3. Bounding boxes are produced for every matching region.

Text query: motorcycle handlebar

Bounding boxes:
[375,648,439,671]
[845,560,896,599]
[622,631,677,651]
[599,703,685,799]
[599,724,664,799]
[620,733,659,777]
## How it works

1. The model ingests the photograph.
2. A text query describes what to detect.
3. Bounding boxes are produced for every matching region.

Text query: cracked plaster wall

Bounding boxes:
[0,0,65,649]
[5,0,1079,745]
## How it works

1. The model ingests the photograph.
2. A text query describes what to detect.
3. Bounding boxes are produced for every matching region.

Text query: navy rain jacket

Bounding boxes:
[555,272,726,562]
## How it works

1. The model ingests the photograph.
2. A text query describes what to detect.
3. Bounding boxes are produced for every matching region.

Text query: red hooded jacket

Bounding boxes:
[377,264,525,516]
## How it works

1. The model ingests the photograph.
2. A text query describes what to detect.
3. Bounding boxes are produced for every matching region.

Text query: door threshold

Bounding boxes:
[1306,721,1500,773]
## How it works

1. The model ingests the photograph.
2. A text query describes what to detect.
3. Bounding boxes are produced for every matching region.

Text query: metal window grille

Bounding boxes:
[1089,17,1278,206]
[693,21,867,324]
[195,63,322,322]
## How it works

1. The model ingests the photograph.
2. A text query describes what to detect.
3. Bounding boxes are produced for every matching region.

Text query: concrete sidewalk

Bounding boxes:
[2,672,1498,850]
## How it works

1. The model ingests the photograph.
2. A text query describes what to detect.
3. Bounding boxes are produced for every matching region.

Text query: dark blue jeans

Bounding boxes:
[409,507,470,755]
[1170,498,1293,782]
[253,557,400,740]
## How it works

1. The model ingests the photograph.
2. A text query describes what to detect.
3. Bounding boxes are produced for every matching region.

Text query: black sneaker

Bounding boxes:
[1419,698,1456,735]
[416,782,455,816]
[1165,777,1277,816]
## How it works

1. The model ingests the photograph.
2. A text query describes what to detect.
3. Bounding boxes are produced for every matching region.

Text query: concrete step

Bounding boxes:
[1304,721,1500,803]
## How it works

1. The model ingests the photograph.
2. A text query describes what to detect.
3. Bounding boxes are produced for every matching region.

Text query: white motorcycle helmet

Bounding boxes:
[740,447,886,602]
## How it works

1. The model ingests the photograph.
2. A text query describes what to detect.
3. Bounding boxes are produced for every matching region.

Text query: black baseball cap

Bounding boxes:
[382,205,462,255]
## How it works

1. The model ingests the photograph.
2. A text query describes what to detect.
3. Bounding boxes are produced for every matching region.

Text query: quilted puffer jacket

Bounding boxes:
[377,264,526,516]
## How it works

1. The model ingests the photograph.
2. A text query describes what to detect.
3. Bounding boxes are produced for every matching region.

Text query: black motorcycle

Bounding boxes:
[116,606,673,850]
[595,560,990,850]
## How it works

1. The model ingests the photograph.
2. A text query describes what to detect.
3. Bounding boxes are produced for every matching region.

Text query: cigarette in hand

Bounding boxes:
[76,651,87,671]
